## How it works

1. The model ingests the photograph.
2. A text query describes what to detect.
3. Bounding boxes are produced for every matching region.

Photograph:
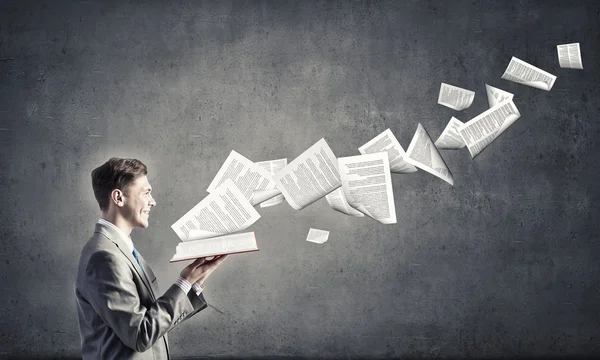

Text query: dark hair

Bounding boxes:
[91,157,148,211]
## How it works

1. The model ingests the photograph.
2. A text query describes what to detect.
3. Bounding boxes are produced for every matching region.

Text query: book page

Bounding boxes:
[207,150,277,200]
[458,99,521,159]
[306,228,330,244]
[557,42,583,69]
[171,232,258,262]
[434,117,466,150]
[485,84,514,108]
[171,179,261,241]
[325,187,365,217]
[358,128,417,174]
[437,83,475,110]
[405,123,454,186]
[255,158,287,207]
[338,152,396,224]
[273,138,341,210]
[501,56,557,91]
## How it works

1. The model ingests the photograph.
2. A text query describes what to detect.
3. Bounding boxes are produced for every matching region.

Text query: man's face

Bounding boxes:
[121,175,156,229]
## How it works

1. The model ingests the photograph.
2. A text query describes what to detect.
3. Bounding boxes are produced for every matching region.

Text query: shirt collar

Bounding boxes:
[98,218,134,252]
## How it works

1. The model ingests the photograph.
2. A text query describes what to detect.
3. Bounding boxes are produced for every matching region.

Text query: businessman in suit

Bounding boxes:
[75,157,227,359]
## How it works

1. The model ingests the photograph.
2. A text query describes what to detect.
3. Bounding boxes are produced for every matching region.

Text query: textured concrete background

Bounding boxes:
[1,0,599,358]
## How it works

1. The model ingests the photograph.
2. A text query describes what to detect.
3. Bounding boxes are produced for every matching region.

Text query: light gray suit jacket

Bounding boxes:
[75,222,208,359]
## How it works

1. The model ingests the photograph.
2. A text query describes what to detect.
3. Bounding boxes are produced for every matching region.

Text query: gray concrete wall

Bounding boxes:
[1,0,599,358]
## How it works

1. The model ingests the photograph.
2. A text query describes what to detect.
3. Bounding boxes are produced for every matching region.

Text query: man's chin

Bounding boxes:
[136,220,150,228]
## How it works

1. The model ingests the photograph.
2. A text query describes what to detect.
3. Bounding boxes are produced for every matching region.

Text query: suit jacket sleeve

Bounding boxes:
[84,250,207,352]
[180,291,207,325]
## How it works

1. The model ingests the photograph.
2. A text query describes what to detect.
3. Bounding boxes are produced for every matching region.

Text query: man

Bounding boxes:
[75,157,227,359]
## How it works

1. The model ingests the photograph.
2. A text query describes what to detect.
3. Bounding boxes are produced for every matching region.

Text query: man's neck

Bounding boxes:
[101,212,133,236]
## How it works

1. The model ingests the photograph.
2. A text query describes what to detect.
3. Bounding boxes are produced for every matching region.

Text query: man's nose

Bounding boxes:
[150,195,156,206]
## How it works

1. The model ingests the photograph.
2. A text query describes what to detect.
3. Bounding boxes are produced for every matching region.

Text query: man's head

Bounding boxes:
[91,158,156,229]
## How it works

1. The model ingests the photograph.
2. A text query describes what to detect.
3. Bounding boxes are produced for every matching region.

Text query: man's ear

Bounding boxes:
[110,189,124,207]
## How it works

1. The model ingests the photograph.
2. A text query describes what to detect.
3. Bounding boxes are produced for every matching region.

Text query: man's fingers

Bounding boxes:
[191,257,205,267]
[203,254,226,262]
[211,254,228,267]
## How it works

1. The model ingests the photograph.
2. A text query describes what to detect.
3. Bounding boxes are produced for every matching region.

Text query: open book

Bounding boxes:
[170,232,258,262]
[170,179,261,261]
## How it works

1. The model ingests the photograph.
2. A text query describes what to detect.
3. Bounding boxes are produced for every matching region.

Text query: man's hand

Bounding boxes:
[179,255,228,285]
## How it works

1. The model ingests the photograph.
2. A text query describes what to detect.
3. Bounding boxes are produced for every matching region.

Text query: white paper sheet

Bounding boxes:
[458,98,521,159]
[325,188,365,217]
[171,179,261,241]
[405,123,454,186]
[249,189,282,206]
[338,152,396,224]
[358,128,417,174]
[557,42,583,69]
[501,56,557,91]
[273,138,341,210]
[306,228,330,244]
[207,150,277,200]
[437,83,475,110]
[485,84,514,108]
[255,158,287,207]
[434,117,466,150]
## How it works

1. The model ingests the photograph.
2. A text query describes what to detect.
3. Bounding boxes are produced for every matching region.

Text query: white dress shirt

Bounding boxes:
[98,219,203,296]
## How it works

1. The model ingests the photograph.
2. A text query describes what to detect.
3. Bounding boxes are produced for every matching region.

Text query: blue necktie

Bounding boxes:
[132,248,145,274]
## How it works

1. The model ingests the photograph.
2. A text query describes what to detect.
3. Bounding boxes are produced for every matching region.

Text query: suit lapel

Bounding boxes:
[94,223,156,301]
[138,252,158,296]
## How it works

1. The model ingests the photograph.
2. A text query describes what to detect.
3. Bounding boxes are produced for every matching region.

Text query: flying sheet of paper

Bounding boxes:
[207,150,277,200]
[458,99,521,159]
[273,138,341,210]
[338,152,396,224]
[485,84,514,108]
[306,228,330,244]
[557,42,583,69]
[249,189,282,206]
[255,158,287,174]
[171,179,261,241]
[255,158,287,207]
[501,56,557,91]
[434,117,466,150]
[406,123,454,186]
[325,187,365,217]
[358,128,417,174]
[437,82,475,111]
